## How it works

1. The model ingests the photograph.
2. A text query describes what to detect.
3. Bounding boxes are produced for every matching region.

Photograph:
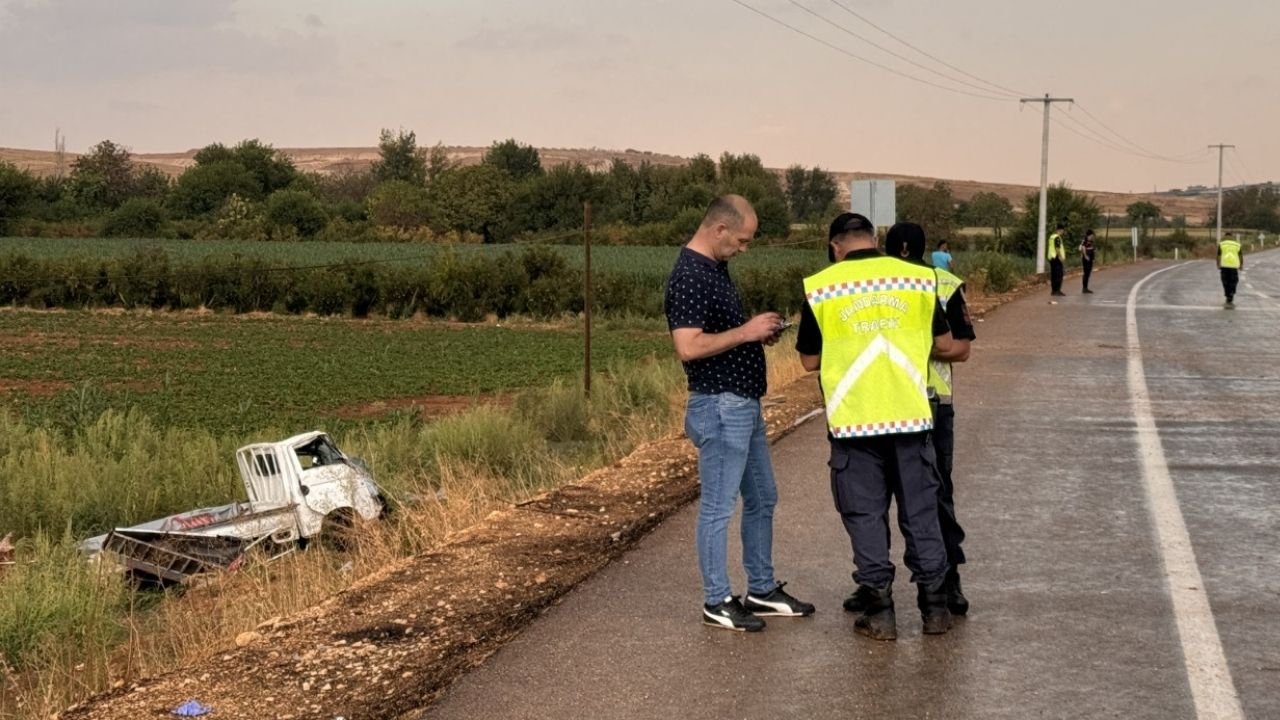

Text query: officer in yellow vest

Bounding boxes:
[1218,232,1244,308]
[796,213,958,640]
[1047,222,1067,297]
[885,223,975,617]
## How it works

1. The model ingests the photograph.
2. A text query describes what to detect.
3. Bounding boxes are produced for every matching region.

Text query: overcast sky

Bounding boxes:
[0,0,1274,192]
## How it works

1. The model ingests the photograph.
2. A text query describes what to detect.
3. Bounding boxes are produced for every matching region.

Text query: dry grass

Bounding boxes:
[1,345,807,719]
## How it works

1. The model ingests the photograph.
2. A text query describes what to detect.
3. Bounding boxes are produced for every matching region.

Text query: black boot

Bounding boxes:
[918,579,953,635]
[851,585,897,641]
[946,568,969,616]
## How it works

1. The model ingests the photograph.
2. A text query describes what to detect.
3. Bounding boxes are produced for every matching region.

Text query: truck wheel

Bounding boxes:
[319,509,358,551]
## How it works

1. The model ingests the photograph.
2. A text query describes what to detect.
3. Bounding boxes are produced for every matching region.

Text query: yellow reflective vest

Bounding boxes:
[1219,239,1242,269]
[928,269,964,400]
[803,257,937,439]
[1047,232,1066,262]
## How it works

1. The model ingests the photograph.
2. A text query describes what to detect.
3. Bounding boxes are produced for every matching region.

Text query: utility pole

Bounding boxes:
[583,200,593,399]
[1208,144,1235,243]
[1020,94,1074,274]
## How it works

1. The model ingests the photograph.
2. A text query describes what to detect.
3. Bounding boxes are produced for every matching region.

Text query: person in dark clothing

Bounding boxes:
[1079,229,1096,294]
[1218,232,1244,308]
[885,222,976,616]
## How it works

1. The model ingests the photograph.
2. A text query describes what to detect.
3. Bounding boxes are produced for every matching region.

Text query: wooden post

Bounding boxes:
[584,201,593,399]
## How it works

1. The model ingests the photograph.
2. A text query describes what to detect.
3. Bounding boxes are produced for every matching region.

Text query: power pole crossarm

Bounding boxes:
[1208,144,1236,243]
[1020,94,1074,275]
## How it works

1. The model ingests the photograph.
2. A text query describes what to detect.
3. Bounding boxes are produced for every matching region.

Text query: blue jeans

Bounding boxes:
[684,392,779,605]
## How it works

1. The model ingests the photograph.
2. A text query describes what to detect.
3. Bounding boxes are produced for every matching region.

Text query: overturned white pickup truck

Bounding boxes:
[81,431,385,585]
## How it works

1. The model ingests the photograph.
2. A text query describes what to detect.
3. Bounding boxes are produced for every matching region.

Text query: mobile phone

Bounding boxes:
[776,320,794,332]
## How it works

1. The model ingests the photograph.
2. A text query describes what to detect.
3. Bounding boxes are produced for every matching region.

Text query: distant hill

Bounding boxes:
[1,144,1218,224]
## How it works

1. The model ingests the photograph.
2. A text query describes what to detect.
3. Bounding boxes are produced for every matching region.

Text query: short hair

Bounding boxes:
[1085,229,1095,237]
[937,240,948,248]
[700,195,752,231]
[885,222,927,260]
[1055,222,1066,230]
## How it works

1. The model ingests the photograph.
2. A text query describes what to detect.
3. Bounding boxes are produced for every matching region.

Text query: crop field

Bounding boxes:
[0,309,670,434]
[0,238,828,275]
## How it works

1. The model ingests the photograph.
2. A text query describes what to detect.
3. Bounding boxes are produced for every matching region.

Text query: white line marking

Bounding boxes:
[1127,265,1244,720]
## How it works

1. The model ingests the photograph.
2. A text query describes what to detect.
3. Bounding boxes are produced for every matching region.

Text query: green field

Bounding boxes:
[0,238,828,275]
[0,310,670,434]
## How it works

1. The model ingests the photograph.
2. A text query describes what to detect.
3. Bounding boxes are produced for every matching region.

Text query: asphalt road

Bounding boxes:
[419,255,1280,720]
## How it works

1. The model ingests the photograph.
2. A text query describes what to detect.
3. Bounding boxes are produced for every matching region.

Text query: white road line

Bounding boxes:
[1126,265,1244,720]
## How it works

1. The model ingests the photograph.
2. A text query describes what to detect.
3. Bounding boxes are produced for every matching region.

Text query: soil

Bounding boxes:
[0,378,71,396]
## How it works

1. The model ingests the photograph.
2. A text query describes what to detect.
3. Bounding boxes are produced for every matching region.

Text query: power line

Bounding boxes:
[1071,102,1210,163]
[785,0,1021,99]
[1224,150,1249,187]
[1228,147,1254,186]
[728,0,1014,102]
[1023,102,1208,166]
[1050,110,1209,165]
[822,0,1031,98]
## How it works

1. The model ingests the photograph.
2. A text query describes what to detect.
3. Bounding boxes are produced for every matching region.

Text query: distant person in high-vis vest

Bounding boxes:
[1218,232,1244,308]
[885,223,975,618]
[1047,223,1067,297]
[796,212,958,640]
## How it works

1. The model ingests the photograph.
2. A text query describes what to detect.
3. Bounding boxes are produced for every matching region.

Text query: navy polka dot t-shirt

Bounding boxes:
[664,247,767,399]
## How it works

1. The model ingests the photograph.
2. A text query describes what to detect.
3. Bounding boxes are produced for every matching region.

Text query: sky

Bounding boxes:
[0,0,1274,192]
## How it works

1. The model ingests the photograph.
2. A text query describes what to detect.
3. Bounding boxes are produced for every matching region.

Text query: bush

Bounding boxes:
[265,189,329,238]
[170,161,260,217]
[101,198,167,237]
[951,251,1034,294]
[367,180,431,231]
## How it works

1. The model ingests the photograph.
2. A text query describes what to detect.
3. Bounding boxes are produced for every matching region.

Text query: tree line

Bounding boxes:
[896,180,1279,256]
[0,132,841,245]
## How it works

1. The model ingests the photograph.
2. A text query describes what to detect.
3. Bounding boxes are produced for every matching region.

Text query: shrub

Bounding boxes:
[265,189,329,238]
[951,252,1034,294]
[101,198,167,237]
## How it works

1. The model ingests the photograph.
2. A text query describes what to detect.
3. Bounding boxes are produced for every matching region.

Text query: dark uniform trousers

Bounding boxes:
[1221,268,1239,301]
[1049,259,1064,294]
[1081,257,1094,290]
[829,432,949,589]
[925,402,966,567]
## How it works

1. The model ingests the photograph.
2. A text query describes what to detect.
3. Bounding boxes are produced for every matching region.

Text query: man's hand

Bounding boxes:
[670,312,782,363]
[740,312,783,343]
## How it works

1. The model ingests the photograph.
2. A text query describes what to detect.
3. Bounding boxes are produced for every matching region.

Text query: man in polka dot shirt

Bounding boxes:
[665,194,815,633]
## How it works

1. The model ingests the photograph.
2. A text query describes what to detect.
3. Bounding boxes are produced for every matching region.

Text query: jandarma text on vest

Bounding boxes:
[838,293,910,320]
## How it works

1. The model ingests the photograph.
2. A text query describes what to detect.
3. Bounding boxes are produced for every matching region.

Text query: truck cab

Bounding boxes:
[236,431,385,544]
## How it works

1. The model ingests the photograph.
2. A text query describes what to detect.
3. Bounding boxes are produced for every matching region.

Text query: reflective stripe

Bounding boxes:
[830,417,933,439]
[807,276,936,305]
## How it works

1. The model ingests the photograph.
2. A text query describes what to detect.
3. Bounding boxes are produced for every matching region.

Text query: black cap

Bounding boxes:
[828,212,874,240]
